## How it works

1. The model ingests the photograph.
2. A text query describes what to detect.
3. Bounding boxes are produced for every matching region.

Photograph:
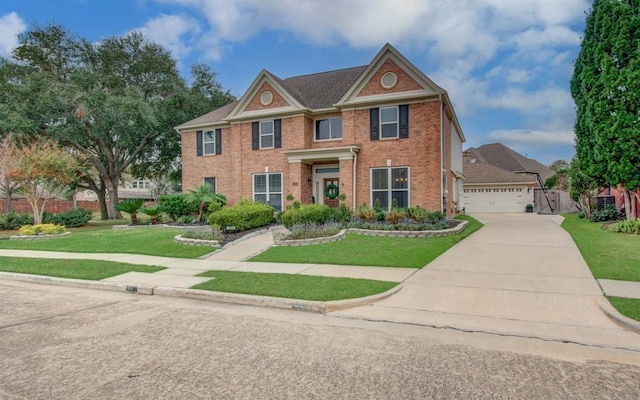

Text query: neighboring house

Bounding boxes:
[76,176,155,202]
[462,143,555,213]
[176,44,466,215]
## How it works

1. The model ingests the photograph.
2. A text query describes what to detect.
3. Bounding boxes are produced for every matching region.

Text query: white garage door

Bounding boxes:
[463,187,526,213]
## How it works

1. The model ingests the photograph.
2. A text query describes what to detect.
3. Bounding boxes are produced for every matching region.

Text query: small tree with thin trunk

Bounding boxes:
[0,134,20,213]
[6,140,80,225]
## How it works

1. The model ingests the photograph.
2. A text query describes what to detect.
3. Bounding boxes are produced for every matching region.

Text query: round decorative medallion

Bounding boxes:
[260,90,273,106]
[381,72,397,89]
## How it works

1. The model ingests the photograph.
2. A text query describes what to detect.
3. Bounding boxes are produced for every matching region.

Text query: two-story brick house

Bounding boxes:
[176,44,465,215]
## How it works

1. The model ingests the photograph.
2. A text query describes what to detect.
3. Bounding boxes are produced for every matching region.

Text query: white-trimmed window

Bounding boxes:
[315,117,342,141]
[371,167,409,210]
[260,121,274,149]
[130,180,151,189]
[203,177,216,192]
[380,106,399,139]
[253,173,282,211]
[203,130,216,155]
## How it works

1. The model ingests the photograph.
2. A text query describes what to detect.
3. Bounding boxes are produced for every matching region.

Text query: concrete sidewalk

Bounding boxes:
[330,213,640,351]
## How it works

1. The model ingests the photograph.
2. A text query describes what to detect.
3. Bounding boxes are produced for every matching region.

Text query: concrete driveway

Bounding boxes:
[331,213,640,350]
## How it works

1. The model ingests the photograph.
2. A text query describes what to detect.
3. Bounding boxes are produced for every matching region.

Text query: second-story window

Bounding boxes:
[315,117,342,141]
[203,130,216,155]
[260,121,274,148]
[380,107,399,139]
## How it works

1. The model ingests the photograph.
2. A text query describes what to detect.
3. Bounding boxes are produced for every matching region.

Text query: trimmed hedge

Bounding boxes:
[43,208,93,228]
[281,204,332,229]
[0,211,34,230]
[158,194,199,221]
[209,200,275,232]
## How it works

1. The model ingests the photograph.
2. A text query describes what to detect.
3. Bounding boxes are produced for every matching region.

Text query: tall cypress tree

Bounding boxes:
[571,0,640,219]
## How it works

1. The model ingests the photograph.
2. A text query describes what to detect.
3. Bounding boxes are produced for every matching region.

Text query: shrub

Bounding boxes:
[355,205,377,222]
[611,220,640,234]
[158,194,199,221]
[577,211,586,219]
[139,205,164,224]
[18,223,66,236]
[116,198,145,225]
[590,205,619,222]
[177,215,197,224]
[43,208,92,228]
[331,204,353,225]
[209,200,274,232]
[0,211,34,230]
[385,208,407,225]
[281,204,332,228]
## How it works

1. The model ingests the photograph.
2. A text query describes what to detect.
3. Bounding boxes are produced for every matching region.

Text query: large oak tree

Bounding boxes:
[0,25,234,219]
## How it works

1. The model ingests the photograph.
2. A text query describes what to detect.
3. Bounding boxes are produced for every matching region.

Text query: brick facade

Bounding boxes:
[178,44,465,215]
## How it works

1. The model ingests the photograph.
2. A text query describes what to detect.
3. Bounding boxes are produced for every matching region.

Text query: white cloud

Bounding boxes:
[0,12,27,57]
[134,14,200,59]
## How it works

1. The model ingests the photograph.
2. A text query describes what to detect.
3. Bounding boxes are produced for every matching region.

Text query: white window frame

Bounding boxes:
[370,167,410,211]
[380,106,399,139]
[131,180,151,189]
[202,130,216,155]
[314,117,343,141]
[260,120,274,149]
[253,172,283,211]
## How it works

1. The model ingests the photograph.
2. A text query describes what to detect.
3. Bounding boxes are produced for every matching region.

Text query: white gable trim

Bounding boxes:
[336,43,444,106]
[226,70,306,119]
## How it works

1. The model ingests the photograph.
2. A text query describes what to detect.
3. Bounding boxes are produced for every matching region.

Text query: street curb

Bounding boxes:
[596,296,640,333]
[0,272,155,295]
[0,272,402,314]
[153,283,403,314]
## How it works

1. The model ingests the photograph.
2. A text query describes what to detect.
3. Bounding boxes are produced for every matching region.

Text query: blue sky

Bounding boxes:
[0,0,590,165]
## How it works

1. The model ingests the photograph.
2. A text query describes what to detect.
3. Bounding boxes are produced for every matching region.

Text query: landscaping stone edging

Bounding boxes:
[273,220,469,246]
[9,231,71,240]
[112,223,207,230]
[173,235,220,247]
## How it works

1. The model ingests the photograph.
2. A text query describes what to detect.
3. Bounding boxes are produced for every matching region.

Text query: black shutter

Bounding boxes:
[215,128,222,155]
[274,119,282,148]
[196,130,203,156]
[252,122,259,150]
[399,104,409,138]
[370,108,379,141]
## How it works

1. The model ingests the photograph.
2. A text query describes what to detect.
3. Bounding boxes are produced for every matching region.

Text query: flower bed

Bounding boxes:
[273,220,467,246]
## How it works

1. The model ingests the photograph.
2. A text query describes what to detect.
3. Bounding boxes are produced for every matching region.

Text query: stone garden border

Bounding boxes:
[173,235,220,247]
[10,231,72,240]
[273,220,468,246]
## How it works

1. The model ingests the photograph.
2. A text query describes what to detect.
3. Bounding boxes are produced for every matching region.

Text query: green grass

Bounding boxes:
[0,227,214,258]
[250,215,483,268]
[608,297,640,321]
[193,270,397,301]
[561,214,640,281]
[0,256,164,280]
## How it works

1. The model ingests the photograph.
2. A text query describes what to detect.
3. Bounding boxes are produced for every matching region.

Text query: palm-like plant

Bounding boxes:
[185,184,227,222]
[116,198,145,225]
[139,205,164,224]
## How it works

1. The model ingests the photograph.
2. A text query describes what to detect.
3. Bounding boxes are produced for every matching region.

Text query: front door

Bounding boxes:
[323,178,339,208]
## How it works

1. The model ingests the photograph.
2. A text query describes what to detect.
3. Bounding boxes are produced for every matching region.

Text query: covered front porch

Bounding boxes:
[284,145,360,209]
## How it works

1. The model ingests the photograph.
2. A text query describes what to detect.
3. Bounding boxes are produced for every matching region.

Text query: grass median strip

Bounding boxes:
[0,256,165,280]
[0,228,213,259]
[193,271,397,301]
[250,215,482,268]
[608,297,640,322]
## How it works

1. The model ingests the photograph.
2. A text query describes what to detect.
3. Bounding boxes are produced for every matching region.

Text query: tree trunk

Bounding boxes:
[105,179,122,219]
[623,189,632,220]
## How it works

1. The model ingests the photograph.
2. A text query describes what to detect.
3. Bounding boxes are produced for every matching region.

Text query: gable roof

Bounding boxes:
[465,143,554,182]
[463,163,536,184]
[175,101,239,130]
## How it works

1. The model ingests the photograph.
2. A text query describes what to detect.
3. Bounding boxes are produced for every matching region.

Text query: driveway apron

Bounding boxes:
[330,213,640,350]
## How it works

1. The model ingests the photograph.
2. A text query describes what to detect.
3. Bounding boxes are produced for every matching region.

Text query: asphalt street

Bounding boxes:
[1,280,639,399]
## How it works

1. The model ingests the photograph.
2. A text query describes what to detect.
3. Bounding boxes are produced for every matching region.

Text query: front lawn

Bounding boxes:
[250,215,482,268]
[561,213,640,282]
[0,256,164,280]
[608,297,640,321]
[193,270,397,301]
[0,227,214,259]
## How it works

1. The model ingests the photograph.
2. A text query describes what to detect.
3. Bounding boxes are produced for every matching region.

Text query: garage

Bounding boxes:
[462,163,535,213]
[463,186,528,213]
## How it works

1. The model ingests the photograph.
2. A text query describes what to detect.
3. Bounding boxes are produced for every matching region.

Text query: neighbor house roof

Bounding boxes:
[464,143,554,182]
[463,163,536,185]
